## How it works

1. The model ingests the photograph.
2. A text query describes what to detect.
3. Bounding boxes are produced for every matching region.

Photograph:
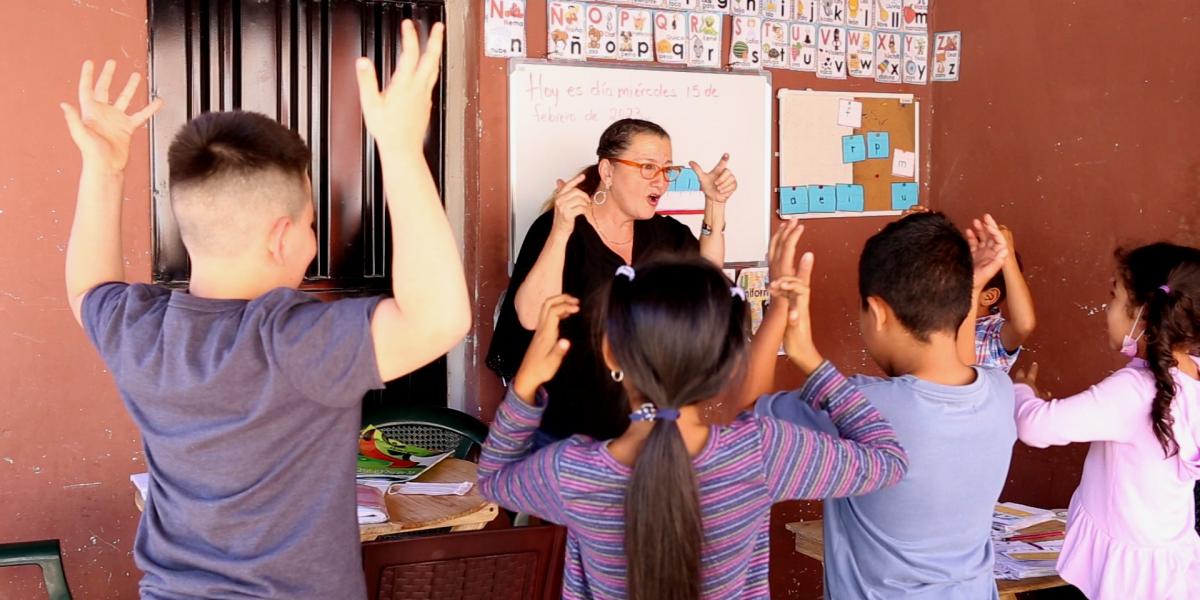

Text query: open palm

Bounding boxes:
[61,60,162,173]
[355,21,444,154]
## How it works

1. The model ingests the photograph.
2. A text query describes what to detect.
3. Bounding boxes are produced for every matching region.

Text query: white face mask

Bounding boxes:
[1120,305,1145,358]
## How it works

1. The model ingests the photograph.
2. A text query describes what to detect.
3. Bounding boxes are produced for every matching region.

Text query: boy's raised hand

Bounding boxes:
[767,219,806,282]
[512,295,580,404]
[770,252,823,375]
[61,60,163,174]
[355,20,444,155]
[964,214,1010,291]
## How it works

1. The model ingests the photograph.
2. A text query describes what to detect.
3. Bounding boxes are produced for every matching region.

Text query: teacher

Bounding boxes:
[487,118,737,445]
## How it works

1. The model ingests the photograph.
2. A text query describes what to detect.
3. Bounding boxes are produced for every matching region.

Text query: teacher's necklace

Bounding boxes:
[590,205,633,247]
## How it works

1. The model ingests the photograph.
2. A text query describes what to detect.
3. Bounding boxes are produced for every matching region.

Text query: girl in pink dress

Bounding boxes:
[1013,243,1200,599]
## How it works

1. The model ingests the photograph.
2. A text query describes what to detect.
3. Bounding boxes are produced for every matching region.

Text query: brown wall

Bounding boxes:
[931,2,1200,513]
[1,1,150,598]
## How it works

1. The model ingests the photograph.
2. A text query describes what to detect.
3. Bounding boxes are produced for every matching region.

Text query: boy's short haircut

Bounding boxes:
[859,212,973,341]
[167,111,312,255]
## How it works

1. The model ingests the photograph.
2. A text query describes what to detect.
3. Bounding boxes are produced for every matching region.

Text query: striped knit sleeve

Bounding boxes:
[477,387,569,524]
[760,361,909,500]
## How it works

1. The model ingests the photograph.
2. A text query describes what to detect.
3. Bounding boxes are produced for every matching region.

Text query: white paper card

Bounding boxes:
[837,98,863,128]
[892,149,916,177]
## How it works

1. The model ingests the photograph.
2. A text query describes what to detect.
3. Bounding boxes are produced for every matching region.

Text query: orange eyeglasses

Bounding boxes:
[605,157,684,182]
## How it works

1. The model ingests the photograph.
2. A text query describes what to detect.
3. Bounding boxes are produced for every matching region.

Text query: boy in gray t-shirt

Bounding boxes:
[61,22,467,599]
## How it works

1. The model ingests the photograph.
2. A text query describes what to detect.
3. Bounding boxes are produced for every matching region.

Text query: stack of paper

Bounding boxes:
[991,503,1067,580]
[992,502,1058,533]
[993,538,1062,580]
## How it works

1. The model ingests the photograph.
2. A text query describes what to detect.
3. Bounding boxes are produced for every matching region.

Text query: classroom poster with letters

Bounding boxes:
[903,0,930,33]
[698,0,732,12]
[931,31,961,81]
[654,11,689,64]
[730,16,763,69]
[903,33,928,84]
[794,0,816,22]
[846,28,874,78]
[874,30,902,83]
[688,13,724,67]
[875,0,903,30]
[817,0,846,25]
[618,8,656,61]
[763,0,790,19]
[585,4,620,59]
[761,20,789,68]
[628,0,669,8]
[845,0,872,28]
[548,2,587,61]
[484,0,526,58]
[816,25,847,79]
[787,22,817,71]
[731,0,761,16]
[666,0,699,10]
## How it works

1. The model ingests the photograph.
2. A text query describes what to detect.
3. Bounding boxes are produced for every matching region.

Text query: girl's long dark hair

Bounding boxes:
[1116,243,1200,457]
[600,256,748,600]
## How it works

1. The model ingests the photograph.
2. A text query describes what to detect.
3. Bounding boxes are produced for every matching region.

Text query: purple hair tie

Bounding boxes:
[1159,284,1172,294]
[629,403,680,422]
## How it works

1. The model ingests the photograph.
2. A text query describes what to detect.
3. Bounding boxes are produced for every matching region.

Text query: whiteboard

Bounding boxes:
[508,60,772,265]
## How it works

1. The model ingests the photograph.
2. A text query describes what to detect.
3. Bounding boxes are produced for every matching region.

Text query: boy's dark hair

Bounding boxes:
[168,111,311,194]
[859,212,973,341]
[1115,243,1200,458]
[598,255,747,600]
[983,251,1025,313]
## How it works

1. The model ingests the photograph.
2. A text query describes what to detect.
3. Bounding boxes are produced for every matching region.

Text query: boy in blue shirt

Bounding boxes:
[61,22,468,599]
[756,213,1017,598]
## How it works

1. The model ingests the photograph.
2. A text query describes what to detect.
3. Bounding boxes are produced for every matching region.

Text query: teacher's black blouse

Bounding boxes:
[487,210,700,441]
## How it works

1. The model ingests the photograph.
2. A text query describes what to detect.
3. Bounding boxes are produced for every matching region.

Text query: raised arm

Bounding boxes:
[957,214,1009,366]
[62,60,163,325]
[356,22,471,382]
[1011,363,1144,447]
[690,153,737,268]
[997,226,1036,351]
[513,175,590,329]
[738,220,805,409]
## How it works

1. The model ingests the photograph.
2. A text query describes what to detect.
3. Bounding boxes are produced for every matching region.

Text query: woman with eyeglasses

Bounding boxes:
[487,118,738,447]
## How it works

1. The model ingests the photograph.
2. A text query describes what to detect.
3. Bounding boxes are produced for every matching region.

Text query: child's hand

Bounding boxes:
[999,225,1016,252]
[61,60,163,175]
[964,214,1010,291]
[355,20,444,155]
[1013,362,1050,399]
[767,219,806,282]
[511,295,580,403]
[770,252,823,375]
[902,204,930,216]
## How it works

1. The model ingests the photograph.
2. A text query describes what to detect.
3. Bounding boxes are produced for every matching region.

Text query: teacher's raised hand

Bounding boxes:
[551,173,591,240]
[690,153,738,205]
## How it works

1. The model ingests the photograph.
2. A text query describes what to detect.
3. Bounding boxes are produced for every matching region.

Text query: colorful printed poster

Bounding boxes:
[548,2,587,61]
[817,0,846,24]
[729,15,763,69]
[762,0,790,19]
[903,33,928,84]
[687,12,724,67]
[618,8,656,61]
[931,30,961,81]
[794,0,816,22]
[666,0,699,9]
[698,0,732,12]
[875,0,903,30]
[483,0,526,58]
[816,25,847,79]
[761,20,788,68]
[845,0,872,28]
[787,22,817,71]
[874,30,903,83]
[846,28,874,78]
[731,0,762,16]
[736,267,771,335]
[654,11,689,64]
[903,0,930,32]
[585,4,620,59]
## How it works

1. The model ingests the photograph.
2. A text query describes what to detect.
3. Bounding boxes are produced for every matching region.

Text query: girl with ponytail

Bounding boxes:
[478,223,908,599]
[1013,242,1200,599]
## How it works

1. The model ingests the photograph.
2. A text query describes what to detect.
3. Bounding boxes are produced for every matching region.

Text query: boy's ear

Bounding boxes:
[980,287,1001,308]
[865,296,890,333]
[266,215,291,266]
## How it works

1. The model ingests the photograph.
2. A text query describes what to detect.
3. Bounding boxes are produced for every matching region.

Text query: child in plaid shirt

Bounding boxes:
[974,225,1036,371]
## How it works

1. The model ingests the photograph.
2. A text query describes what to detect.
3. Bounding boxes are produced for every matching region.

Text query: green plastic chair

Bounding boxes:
[361,403,489,460]
[0,539,72,600]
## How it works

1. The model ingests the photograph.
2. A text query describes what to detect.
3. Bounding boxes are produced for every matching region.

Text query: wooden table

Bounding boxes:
[785,520,1068,600]
[133,459,499,543]
[358,458,498,542]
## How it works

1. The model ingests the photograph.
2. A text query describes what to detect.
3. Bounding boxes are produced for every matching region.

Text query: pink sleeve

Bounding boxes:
[1014,368,1151,447]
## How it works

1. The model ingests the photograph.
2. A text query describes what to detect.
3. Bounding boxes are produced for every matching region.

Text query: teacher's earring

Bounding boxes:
[593,184,610,206]
[610,369,624,383]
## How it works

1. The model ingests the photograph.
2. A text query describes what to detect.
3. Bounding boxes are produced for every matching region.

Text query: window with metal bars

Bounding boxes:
[148,0,448,405]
